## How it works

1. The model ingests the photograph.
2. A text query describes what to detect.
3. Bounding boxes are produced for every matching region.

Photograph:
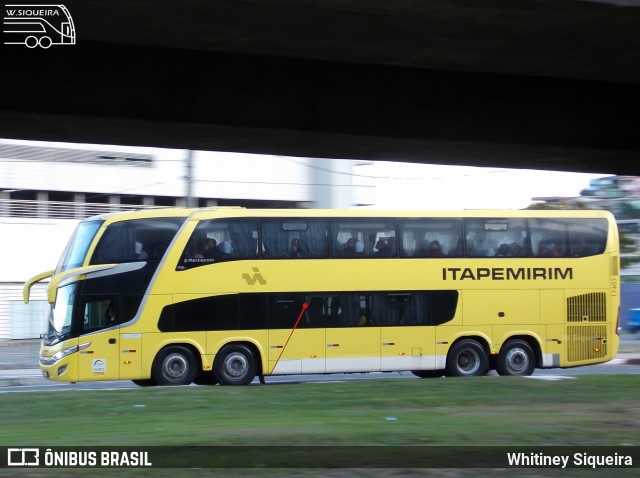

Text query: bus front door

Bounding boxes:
[77,329,120,381]
[77,297,121,381]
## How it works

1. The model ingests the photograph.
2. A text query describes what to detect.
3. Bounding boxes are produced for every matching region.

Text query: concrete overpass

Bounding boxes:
[1,0,639,174]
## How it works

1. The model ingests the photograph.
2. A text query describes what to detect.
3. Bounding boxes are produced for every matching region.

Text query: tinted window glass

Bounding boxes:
[91,217,183,265]
[302,293,363,327]
[529,218,608,258]
[157,290,458,331]
[464,218,528,258]
[178,218,259,270]
[57,220,103,273]
[369,293,428,326]
[269,293,304,329]
[399,218,463,258]
[567,219,608,257]
[332,219,396,258]
[81,296,119,333]
[431,290,459,325]
[529,219,568,257]
[158,295,239,332]
[262,220,329,259]
[238,293,268,329]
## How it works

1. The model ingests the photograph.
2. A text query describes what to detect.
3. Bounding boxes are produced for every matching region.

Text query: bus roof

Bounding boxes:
[85,207,196,222]
[83,206,615,224]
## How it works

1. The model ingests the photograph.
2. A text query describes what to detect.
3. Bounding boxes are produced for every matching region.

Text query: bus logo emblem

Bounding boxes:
[7,448,40,466]
[242,267,266,285]
[3,4,76,48]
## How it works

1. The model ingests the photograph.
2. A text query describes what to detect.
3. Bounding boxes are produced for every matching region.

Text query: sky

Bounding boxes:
[352,161,606,210]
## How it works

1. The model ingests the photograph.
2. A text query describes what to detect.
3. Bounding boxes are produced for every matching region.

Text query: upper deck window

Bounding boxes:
[178,218,259,270]
[464,218,528,258]
[262,220,329,259]
[399,218,463,258]
[530,218,607,258]
[332,219,396,258]
[56,220,103,273]
[90,217,184,265]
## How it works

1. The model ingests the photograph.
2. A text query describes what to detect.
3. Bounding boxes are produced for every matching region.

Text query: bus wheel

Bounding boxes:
[412,370,444,378]
[214,344,256,386]
[496,340,536,376]
[153,346,197,386]
[446,339,489,377]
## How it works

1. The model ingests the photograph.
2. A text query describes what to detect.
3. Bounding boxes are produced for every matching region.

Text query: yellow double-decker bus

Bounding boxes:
[24,207,620,386]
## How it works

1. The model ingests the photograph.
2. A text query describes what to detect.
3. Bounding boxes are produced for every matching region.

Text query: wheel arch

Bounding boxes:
[213,338,265,375]
[144,339,205,379]
[498,334,543,368]
[449,334,491,356]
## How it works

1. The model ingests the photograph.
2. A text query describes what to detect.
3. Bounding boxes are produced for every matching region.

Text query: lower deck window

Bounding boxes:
[158,290,458,332]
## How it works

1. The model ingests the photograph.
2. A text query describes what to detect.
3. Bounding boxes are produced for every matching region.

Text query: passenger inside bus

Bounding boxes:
[418,240,446,257]
[104,300,117,326]
[290,238,303,258]
[135,241,148,260]
[202,238,221,260]
[374,238,389,257]
[217,240,233,259]
[343,238,357,257]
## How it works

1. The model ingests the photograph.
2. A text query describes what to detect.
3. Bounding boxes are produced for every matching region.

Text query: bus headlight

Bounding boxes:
[40,342,91,366]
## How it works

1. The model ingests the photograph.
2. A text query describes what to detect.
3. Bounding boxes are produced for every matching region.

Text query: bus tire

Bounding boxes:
[412,370,444,378]
[496,339,536,376]
[214,344,256,386]
[152,345,197,386]
[446,339,489,377]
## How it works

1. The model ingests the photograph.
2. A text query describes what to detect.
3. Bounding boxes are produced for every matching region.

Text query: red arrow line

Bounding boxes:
[270,302,309,375]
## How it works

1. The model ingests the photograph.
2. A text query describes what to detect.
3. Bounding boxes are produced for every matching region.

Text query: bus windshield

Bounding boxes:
[45,283,77,343]
[55,220,103,274]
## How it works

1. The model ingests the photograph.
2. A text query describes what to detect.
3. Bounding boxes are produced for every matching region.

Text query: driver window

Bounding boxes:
[83,297,118,332]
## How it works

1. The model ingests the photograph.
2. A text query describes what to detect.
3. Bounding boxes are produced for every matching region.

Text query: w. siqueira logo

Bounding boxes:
[3,4,76,48]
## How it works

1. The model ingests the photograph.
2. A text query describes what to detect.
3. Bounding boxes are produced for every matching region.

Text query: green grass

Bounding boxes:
[2,376,639,477]
[1,375,639,447]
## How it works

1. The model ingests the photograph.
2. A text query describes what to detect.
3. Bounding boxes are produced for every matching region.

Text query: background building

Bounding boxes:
[0,139,365,339]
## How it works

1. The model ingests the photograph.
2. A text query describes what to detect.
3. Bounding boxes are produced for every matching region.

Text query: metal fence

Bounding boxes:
[0,199,161,220]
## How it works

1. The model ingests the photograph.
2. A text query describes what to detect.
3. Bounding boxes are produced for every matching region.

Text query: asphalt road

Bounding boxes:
[1,332,639,393]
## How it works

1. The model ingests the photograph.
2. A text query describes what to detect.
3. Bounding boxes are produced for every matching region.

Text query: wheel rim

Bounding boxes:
[223,352,249,379]
[504,348,529,374]
[162,352,189,381]
[456,348,480,375]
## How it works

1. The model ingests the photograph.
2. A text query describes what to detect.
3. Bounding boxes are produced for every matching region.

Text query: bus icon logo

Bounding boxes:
[3,4,76,48]
[7,448,40,466]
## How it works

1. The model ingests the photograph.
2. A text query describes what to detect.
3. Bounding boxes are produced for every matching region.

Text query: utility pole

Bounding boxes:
[185,150,196,207]
[311,158,353,209]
